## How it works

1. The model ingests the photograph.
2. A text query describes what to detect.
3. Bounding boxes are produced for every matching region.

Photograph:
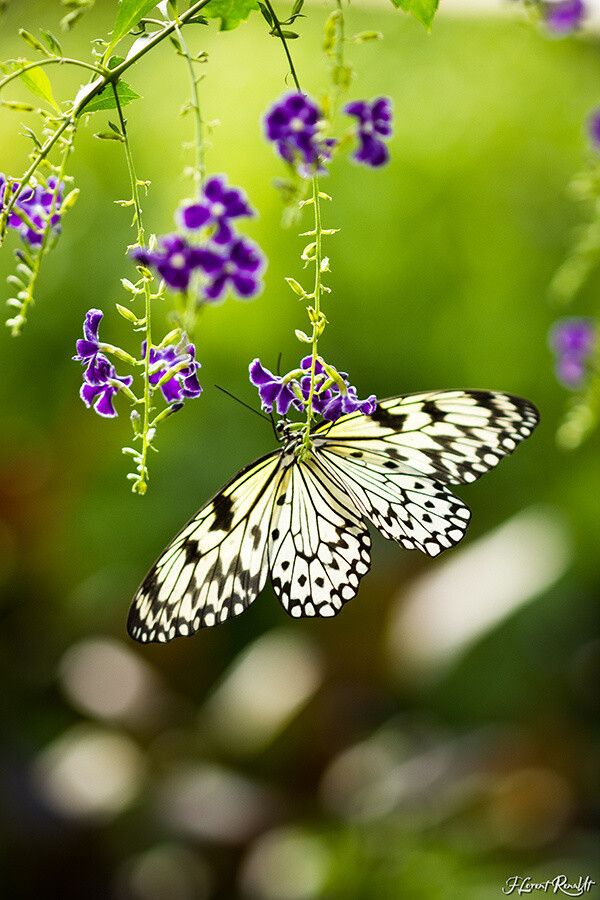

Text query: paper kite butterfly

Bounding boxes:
[128,389,539,642]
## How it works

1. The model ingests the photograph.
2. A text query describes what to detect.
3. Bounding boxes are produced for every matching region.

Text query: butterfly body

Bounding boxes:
[128,390,539,643]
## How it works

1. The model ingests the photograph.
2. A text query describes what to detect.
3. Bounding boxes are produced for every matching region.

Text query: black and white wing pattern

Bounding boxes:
[312,390,539,557]
[129,449,372,642]
[129,389,538,641]
[128,451,287,642]
[268,455,371,619]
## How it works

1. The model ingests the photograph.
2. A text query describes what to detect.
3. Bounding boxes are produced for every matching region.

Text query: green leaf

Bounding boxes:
[40,29,64,56]
[83,79,142,113]
[203,0,258,32]
[107,0,159,55]
[16,65,60,111]
[391,0,439,31]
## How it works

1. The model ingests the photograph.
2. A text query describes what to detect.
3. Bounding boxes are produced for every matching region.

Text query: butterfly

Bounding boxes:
[128,389,539,643]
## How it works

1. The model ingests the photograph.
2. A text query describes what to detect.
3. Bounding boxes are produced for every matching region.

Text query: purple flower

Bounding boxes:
[298,356,376,420]
[250,354,377,422]
[344,97,393,168]
[0,173,64,247]
[249,359,298,415]
[542,0,585,35]
[264,92,337,178]
[201,236,265,303]
[73,308,103,368]
[177,175,254,245]
[144,339,202,402]
[80,354,133,418]
[131,234,212,292]
[587,107,600,149]
[548,317,597,388]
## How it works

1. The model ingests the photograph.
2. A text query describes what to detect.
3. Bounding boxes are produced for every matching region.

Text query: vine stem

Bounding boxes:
[112,83,152,495]
[262,0,302,92]
[1,0,214,231]
[264,0,331,454]
[172,17,205,191]
[302,175,324,454]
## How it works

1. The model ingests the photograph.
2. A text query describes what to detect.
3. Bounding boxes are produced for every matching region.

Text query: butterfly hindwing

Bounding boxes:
[315,390,539,486]
[128,451,288,642]
[313,445,471,557]
[269,456,371,617]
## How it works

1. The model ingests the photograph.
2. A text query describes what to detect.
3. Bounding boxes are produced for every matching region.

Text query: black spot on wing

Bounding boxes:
[208,493,234,532]
[370,405,407,429]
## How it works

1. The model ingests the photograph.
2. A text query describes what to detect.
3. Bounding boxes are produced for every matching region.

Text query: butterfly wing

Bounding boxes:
[314,390,539,485]
[312,446,471,556]
[312,390,538,557]
[268,456,371,617]
[128,450,289,642]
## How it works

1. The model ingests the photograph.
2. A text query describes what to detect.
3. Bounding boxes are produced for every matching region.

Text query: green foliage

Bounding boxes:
[391,0,439,31]
[202,0,259,32]
[83,79,142,113]
[107,0,160,55]
[16,64,60,111]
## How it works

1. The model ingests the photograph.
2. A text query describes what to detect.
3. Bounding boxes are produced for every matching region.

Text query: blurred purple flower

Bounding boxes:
[201,236,265,303]
[264,92,337,178]
[131,234,213,292]
[0,173,64,247]
[542,0,585,35]
[80,354,133,418]
[144,339,202,402]
[587,106,600,149]
[177,175,254,245]
[548,317,596,388]
[344,98,393,168]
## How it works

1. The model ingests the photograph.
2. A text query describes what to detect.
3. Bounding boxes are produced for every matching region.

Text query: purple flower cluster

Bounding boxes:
[144,339,202,402]
[131,175,265,303]
[264,93,394,175]
[0,173,64,247]
[74,309,202,418]
[548,317,597,389]
[264,93,337,179]
[73,310,133,418]
[344,98,393,168]
[542,0,585,36]
[249,355,376,422]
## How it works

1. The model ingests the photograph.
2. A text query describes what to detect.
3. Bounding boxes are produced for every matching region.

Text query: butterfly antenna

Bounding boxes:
[269,411,280,442]
[214,385,270,422]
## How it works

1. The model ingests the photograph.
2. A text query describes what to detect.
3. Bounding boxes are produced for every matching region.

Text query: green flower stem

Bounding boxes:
[301,175,325,456]
[7,126,75,336]
[264,0,333,455]
[172,16,205,191]
[112,83,152,495]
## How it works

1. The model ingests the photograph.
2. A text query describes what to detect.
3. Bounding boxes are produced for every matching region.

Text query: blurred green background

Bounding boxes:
[0,1,598,897]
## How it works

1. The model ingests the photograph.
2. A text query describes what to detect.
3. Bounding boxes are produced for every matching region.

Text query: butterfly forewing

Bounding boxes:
[269,457,371,617]
[128,451,288,642]
[315,390,539,485]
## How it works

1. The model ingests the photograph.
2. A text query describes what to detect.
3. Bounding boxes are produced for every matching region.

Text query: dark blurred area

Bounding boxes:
[0,1,598,897]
